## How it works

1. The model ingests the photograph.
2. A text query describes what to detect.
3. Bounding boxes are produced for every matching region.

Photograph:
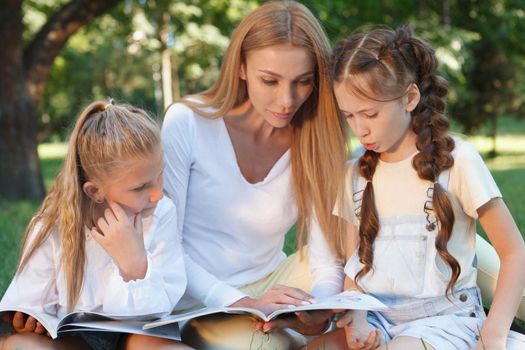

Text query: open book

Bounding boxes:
[144,290,387,329]
[0,307,180,340]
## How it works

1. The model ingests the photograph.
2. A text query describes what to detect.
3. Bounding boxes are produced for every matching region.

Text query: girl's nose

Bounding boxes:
[353,117,370,138]
[149,188,163,203]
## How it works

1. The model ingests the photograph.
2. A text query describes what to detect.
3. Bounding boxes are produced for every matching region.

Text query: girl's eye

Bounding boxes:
[133,184,147,192]
[262,79,278,85]
[295,79,312,86]
[364,113,378,119]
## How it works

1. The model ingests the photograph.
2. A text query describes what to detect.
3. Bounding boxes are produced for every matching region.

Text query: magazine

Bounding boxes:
[144,290,387,329]
[0,307,180,340]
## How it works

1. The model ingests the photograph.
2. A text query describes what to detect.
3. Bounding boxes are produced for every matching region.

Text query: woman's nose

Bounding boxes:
[279,84,295,110]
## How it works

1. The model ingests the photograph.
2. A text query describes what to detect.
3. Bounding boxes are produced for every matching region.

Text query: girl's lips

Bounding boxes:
[363,143,377,151]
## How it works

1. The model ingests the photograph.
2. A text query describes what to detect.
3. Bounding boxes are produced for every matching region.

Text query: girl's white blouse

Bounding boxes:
[0,196,186,319]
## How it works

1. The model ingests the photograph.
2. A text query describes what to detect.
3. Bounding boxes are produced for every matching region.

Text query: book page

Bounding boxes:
[144,290,387,327]
[58,319,180,341]
[143,306,266,329]
[267,290,387,320]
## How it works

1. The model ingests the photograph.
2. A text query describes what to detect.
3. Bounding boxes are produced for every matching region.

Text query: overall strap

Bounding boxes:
[351,161,367,222]
[437,168,451,192]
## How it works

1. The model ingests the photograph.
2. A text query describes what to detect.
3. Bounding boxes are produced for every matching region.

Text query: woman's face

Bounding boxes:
[240,44,315,128]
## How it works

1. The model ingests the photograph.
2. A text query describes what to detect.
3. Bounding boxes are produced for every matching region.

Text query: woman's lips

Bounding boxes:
[272,111,293,120]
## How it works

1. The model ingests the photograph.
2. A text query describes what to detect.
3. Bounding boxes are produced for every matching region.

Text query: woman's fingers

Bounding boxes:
[270,285,313,301]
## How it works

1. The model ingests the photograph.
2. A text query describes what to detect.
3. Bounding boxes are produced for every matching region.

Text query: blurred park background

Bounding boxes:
[1,0,524,296]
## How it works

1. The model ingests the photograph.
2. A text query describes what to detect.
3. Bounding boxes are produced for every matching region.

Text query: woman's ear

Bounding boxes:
[405,83,421,112]
[83,181,104,203]
[239,62,247,80]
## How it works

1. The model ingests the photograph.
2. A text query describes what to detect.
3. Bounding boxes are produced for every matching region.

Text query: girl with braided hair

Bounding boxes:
[305,25,525,350]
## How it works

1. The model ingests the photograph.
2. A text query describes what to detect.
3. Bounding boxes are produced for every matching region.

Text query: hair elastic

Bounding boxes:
[103,97,114,111]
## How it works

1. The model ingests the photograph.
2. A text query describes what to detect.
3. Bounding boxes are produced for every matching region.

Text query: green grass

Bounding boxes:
[0,144,65,295]
[1,130,525,297]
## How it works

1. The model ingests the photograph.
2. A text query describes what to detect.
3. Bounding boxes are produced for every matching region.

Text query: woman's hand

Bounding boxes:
[230,284,314,315]
[91,201,148,281]
[4,312,49,336]
[336,310,381,350]
[255,309,334,335]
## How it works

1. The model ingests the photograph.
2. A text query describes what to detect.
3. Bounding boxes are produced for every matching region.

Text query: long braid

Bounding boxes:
[354,151,380,283]
[399,28,460,294]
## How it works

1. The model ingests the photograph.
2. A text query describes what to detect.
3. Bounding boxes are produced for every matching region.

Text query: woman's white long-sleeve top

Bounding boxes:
[161,103,343,308]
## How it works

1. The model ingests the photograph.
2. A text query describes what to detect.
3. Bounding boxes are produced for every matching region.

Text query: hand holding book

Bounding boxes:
[3,311,50,337]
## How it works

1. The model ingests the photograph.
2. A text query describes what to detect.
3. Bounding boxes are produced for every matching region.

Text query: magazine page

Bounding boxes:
[143,306,266,330]
[267,290,388,320]
[58,319,181,341]
[144,290,387,328]
[0,307,60,339]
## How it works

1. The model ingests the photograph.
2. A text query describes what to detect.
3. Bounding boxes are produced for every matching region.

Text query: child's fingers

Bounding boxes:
[107,201,126,222]
[371,329,382,348]
[34,321,46,334]
[134,213,143,234]
[12,312,26,331]
[96,215,110,235]
[103,207,118,227]
[25,316,37,332]
[336,311,354,328]
[362,329,379,350]
[294,311,312,324]
[90,227,106,245]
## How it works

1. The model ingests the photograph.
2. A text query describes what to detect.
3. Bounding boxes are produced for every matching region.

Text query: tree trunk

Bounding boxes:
[0,0,120,200]
[0,0,44,199]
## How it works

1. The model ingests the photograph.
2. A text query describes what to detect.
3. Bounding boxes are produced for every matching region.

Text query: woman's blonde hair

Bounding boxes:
[17,101,160,311]
[182,0,347,258]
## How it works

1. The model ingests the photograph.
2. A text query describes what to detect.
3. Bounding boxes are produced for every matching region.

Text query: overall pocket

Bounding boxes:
[345,234,428,297]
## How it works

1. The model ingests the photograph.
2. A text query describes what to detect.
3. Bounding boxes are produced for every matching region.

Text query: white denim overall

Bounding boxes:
[344,163,486,350]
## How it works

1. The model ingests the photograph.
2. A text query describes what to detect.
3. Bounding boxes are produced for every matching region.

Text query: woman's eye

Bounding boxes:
[262,79,278,85]
[364,113,378,119]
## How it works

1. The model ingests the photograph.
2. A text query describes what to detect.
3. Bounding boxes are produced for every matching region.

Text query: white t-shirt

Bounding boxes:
[0,197,186,319]
[161,102,343,307]
[339,137,502,290]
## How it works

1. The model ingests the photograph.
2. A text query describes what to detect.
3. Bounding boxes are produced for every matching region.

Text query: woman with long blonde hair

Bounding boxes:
[161,1,347,348]
[0,101,191,350]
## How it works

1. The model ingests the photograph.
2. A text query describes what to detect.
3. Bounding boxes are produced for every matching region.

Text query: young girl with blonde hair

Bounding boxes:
[0,101,191,350]
[161,0,347,348]
[305,25,525,350]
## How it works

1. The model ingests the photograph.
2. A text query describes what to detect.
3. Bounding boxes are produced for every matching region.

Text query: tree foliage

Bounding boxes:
[1,0,524,198]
